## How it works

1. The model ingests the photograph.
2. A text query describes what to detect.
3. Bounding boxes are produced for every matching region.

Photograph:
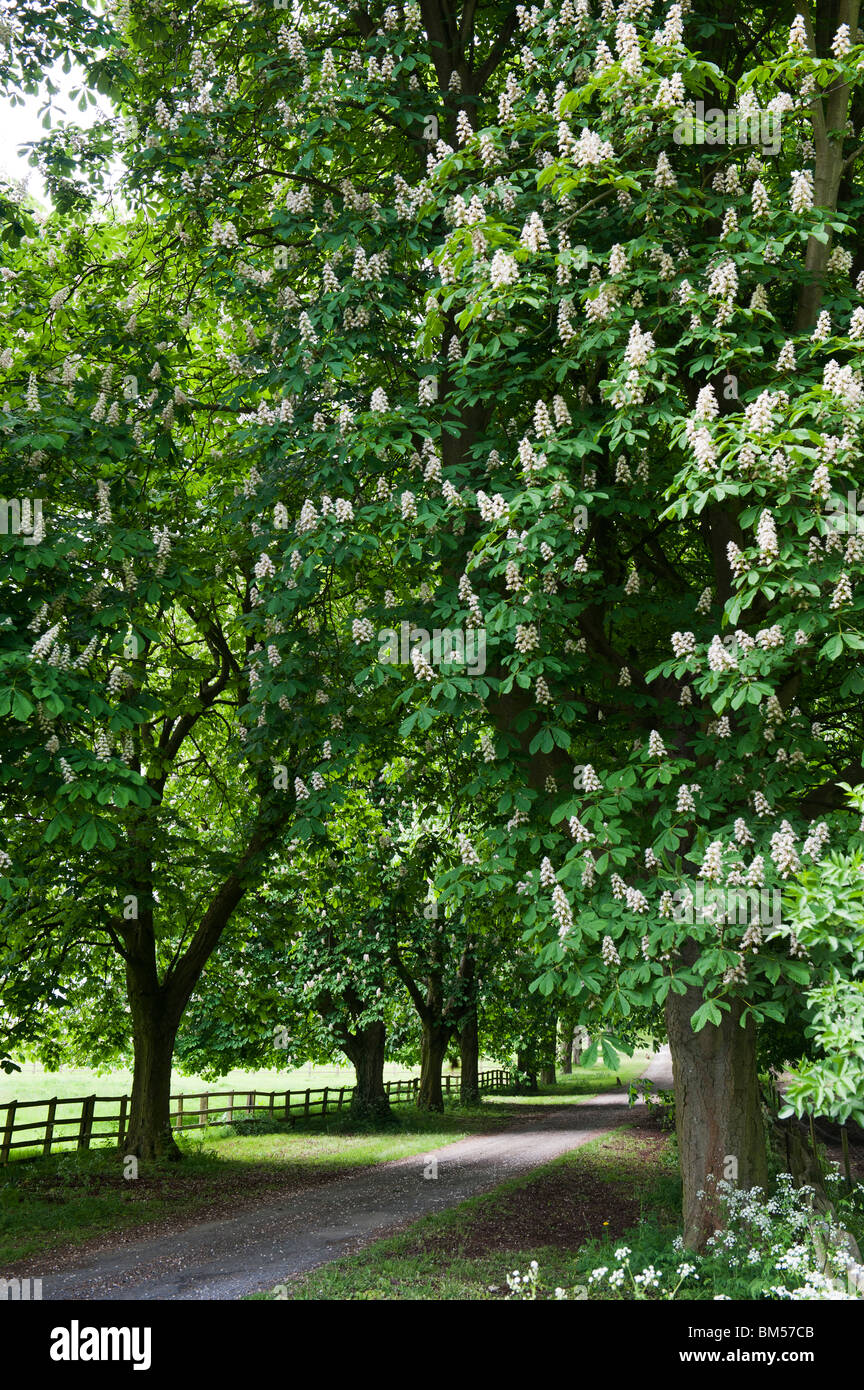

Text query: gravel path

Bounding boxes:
[37,1083,650,1301]
[640,1044,673,1090]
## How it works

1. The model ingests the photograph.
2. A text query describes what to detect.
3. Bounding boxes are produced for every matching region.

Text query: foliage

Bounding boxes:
[628,1077,676,1130]
[776,823,864,1125]
[521,1173,864,1300]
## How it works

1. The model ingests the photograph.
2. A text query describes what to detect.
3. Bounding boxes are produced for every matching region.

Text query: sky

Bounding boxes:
[1,60,115,210]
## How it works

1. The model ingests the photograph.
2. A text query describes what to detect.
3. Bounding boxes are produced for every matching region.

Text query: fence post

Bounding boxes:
[247,1091,254,1118]
[43,1097,58,1157]
[304,1088,310,1118]
[322,1087,328,1118]
[338,1087,345,1111]
[269,1091,276,1119]
[228,1091,235,1123]
[78,1096,95,1152]
[117,1096,127,1150]
[200,1094,208,1127]
[1,1102,17,1164]
[176,1094,183,1132]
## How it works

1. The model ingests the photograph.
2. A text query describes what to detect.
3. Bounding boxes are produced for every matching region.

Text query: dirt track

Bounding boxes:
[34,1072,668,1301]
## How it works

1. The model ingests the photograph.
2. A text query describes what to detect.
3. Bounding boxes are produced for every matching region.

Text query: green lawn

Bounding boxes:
[0,1059,427,1107]
[0,1051,652,1161]
[0,1059,439,1161]
[498,1050,651,1103]
[0,1049,652,1107]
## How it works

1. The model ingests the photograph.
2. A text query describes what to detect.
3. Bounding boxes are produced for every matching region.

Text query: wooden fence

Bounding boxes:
[0,1068,511,1163]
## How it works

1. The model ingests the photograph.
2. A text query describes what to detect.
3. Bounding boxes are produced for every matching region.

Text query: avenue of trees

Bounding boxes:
[2,0,864,1250]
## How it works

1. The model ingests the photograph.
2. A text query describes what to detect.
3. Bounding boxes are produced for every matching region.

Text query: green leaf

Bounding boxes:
[43,815,69,845]
[691,999,722,1031]
[11,690,34,721]
[79,821,99,852]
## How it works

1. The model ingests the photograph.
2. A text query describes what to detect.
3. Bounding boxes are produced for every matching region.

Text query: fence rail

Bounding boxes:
[0,1068,511,1163]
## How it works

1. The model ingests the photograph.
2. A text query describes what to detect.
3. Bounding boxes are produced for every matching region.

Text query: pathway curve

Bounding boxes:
[640,1044,673,1090]
[37,1073,664,1301]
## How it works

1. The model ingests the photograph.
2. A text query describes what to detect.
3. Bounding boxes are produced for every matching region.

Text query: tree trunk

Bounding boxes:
[344,1020,391,1121]
[124,996,180,1161]
[557,1018,572,1074]
[118,792,294,1164]
[666,970,768,1251]
[459,1005,480,1104]
[539,1064,555,1085]
[571,1033,583,1068]
[794,0,859,331]
[417,1020,449,1111]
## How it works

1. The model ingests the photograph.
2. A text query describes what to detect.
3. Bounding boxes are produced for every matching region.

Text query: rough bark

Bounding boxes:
[459,1005,480,1104]
[343,1020,391,1121]
[392,943,452,1112]
[418,1019,449,1111]
[124,987,182,1161]
[556,1016,572,1074]
[666,951,768,1250]
[539,1064,556,1086]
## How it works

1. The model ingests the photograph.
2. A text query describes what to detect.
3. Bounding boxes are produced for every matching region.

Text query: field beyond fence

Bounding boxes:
[0,1069,512,1163]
